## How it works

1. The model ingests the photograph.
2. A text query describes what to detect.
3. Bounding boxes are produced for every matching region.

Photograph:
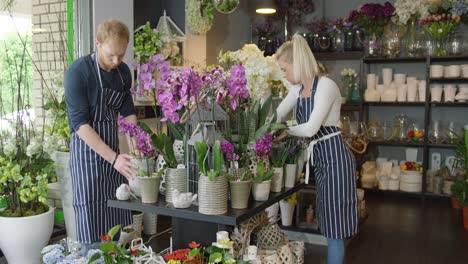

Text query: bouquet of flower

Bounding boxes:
[348,2,395,36]
[392,0,430,24]
[419,13,460,56]
[341,68,358,93]
[451,0,468,24]
[218,44,287,102]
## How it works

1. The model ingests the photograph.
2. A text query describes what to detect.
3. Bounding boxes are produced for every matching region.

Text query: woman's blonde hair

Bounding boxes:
[275,33,320,83]
[96,19,130,44]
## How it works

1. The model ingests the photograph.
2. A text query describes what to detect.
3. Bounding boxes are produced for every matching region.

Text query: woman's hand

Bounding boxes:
[274,130,289,142]
[113,153,138,180]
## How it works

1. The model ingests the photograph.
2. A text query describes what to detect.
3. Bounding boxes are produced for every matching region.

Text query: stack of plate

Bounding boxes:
[400,170,422,193]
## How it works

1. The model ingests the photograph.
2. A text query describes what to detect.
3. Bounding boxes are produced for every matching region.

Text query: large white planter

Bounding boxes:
[252,180,271,201]
[0,207,55,264]
[271,167,284,192]
[284,164,297,188]
[52,151,76,241]
[139,176,161,204]
[280,200,295,226]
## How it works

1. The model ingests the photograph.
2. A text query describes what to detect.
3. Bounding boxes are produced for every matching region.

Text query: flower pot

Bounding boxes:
[279,200,295,226]
[143,212,158,235]
[407,80,418,102]
[382,68,393,86]
[165,168,188,203]
[0,206,54,264]
[138,175,161,204]
[430,65,444,78]
[132,212,144,237]
[229,180,252,209]
[397,84,408,102]
[52,151,77,241]
[463,207,468,230]
[430,85,443,102]
[451,196,462,210]
[252,180,271,201]
[271,167,284,192]
[444,65,461,78]
[443,84,457,102]
[394,74,406,85]
[198,174,228,215]
[284,164,297,188]
[418,81,426,102]
[265,203,280,223]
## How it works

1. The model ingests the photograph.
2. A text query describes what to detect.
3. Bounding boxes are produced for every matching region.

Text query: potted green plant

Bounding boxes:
[221,140,253,209]
[279,193,297,226]
[251,134,274,201]
[270,142,290,192]
[195,140,228,215]
[284,141,299,188]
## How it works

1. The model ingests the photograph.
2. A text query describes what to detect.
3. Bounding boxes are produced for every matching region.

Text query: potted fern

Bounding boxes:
[195,140,228,215]
[221,140,253,209]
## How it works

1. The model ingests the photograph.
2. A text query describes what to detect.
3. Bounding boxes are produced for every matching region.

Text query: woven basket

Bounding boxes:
[198,174,228,215]
[278,244,294,264]
[261,252,280,264]
[257,223,284,250]
[165,168,188,203]
[289,241,305,264]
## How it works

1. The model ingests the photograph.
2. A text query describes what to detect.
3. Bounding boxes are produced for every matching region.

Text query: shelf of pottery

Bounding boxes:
[357,57,468,197]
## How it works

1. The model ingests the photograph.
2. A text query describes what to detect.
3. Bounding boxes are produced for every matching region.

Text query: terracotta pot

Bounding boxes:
[463,207,468,230]
[451,196,462,209]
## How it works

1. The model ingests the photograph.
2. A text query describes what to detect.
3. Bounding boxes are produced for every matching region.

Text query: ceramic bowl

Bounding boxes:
[444,65,461,78]
[430,65,444,78]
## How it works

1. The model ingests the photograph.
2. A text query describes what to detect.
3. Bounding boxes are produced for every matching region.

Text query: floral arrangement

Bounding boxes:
[134,22,164,63]
[392,0,430,24]
[163,249,191,263]
[186,0,214,34]
[165,241,248,264]
[276,0,315,28]
[450,0,468,24]
[341,68,358,93]
[419,13,460,56]
[348,2,395,36]
[218,44,287,102]
[252,134,274,183]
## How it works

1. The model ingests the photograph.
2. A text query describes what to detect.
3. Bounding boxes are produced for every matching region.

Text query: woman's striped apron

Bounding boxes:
[296,76,358,239]
[70,51,132,244]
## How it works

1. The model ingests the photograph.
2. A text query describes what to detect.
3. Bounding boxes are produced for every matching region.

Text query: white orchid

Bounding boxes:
[393,0,430,24]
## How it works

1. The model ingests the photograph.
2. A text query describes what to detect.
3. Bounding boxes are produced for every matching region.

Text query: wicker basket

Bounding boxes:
[278,244,294,264]
[289,241,305,264]
[198,174,228,215]
[256,223,285,250]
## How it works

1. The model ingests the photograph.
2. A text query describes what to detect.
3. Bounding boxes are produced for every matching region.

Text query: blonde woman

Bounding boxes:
[65,19,137,248]
[274,33,358,264]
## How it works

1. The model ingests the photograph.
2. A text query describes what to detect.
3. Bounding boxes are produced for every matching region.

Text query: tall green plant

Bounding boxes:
[194,140,224,181]
[138,122,178,169]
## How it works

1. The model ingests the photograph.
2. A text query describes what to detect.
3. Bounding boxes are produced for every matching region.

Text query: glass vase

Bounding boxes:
[348,84,361,103]
[353,29,364,51]
[329,27,344,52]
[344,30,354,51]
[363,33,382,57]
[432,39,448,57]
[382,32,401,58]
[405,16,419,57]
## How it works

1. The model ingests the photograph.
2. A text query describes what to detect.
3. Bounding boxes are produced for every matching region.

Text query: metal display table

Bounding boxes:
[108,183,305,248]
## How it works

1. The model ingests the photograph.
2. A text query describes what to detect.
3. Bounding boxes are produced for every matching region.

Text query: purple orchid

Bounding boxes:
[252,134,273,158]
[221,140,239,162]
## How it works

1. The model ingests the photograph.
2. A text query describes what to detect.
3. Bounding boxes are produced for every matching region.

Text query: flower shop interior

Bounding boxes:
[1,0,468,263]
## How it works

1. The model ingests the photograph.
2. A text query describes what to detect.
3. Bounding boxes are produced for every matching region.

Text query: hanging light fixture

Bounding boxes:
[255,0,277,14]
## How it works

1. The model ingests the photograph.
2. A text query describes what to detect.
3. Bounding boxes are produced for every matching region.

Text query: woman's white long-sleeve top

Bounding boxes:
[276,77,342,138]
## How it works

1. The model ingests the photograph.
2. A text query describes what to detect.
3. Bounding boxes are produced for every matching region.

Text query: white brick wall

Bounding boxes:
[32,0,68,122]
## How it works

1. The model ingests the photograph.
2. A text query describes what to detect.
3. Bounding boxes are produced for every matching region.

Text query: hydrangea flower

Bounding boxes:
[42,248,65,264]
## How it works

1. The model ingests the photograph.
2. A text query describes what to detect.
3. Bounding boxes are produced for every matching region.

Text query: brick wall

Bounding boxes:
[31,0,68,121]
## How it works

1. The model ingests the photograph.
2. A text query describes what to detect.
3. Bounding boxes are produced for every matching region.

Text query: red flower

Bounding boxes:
[99,235,111,241]
[189,241,200,249]
[130,249,139,256]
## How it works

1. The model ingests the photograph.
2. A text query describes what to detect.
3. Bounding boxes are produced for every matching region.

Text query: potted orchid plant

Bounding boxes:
[252,134,274,202]
[221,140,253,209]
[270,142,290,193]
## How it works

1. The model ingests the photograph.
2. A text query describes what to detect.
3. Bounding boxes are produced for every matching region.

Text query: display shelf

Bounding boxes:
[362,187,424,198]
[108,183,305,226]
[364,102,425,107]
[429,78,468,83]
[280,212,368,234]
[427,143,457,149]
[314,51,363,61]
[363,56,426,64]
[430,102,468,107]
[424,192,451,199]
[429,55,468,62]
[341,103,363,112]
[369,140,424,147]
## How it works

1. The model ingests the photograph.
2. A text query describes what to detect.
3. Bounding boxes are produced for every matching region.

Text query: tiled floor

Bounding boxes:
[2,194,467,263]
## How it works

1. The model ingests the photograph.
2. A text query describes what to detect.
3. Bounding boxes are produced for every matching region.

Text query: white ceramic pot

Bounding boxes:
[418,80,426,102]
[381,89,397,102]
[444,65,461,78]
[165,168,188,203]
[367,73,377,90]
[138,175,160,204]
[364,89,380,102]
[279,200,295,226]
[252,180,271,201]
[265,203,280,223]
[388,179,399,191]
[173,140,185,165]
[271,167,284,192]
[0,207,54,264]
[52,151,76,241]
[443,84,457,102]
[430,84,443,102]
[397,84,408,102]
[284,164,297,188]
[376,84,386,96]
[129,177,142,197]
[394,74,406,85]
[382,68,393,86]
[430,65,444,78]
[458,85,468,94]
[198,174,228,215]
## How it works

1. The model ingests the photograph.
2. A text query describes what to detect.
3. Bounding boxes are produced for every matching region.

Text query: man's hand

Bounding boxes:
[274,130,289,142]
[114,154,138,180]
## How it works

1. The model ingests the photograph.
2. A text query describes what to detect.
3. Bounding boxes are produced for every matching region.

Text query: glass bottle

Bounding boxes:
[447,31,465,56]
[329,26,344,52]
[344,30,354,51]
[306,205,314,224]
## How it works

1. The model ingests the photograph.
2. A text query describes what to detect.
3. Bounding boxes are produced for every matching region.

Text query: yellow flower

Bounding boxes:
[286,193,297,205]
[167,260,182,264]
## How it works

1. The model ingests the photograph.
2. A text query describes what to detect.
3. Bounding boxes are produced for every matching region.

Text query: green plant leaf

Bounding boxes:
[163,134,177,167]
[138,121,153,135]
[258,95,272,126]
[137,168,147,177]
[167,121,185,141]
[209,252,223,263]
[195,141,208,175]
[100,241,115,252]
[87,252,102,263]
[107,224,121,240]
[213,140,223,175]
